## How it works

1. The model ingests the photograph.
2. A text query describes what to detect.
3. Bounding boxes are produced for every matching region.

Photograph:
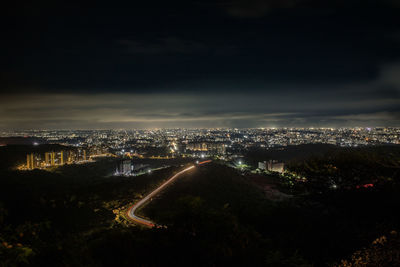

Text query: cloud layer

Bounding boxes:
[1,1,399,128]
[1,85,398,129]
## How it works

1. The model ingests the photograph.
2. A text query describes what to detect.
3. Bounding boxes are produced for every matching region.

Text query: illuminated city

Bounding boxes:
[2,127,399,153]
[1,1,400,266]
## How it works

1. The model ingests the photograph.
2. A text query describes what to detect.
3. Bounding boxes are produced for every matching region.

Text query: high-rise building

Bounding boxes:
[115,160,132,175]
[45,152,51,166]
[51,152,55,166]
[26,153,39,169]
[68,150,76,163]
[258,160,285,173]
[59,150,68,165]
[258,161,266,170]
[27,153,34,170]
[26,154,30,169]
[267,160,284,173]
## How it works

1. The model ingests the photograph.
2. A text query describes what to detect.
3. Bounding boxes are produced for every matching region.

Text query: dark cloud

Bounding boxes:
[118,38,206,55]
[379,64,400,88]
[215,0,400,18]
[223,0,300,18]
[1,1,400,128]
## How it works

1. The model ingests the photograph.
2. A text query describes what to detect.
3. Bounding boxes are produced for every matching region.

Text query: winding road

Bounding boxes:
[127,160,211,227]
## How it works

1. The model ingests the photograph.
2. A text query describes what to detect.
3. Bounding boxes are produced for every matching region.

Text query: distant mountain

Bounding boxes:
[0,137,47,146]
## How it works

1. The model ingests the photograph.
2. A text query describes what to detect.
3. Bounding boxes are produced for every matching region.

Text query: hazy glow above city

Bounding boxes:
[0,89,399,129]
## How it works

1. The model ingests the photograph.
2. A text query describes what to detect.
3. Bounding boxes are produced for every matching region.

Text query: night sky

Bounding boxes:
[1,0,400,129]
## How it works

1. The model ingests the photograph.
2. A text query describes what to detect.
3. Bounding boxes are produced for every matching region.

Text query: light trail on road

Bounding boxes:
[198,160,212,165]
[127,165,196,227]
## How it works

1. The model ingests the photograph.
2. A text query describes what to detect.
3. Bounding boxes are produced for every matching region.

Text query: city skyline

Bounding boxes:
[2,2,400,265]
